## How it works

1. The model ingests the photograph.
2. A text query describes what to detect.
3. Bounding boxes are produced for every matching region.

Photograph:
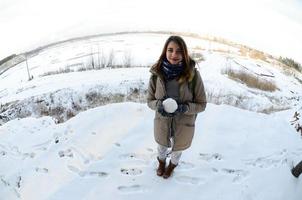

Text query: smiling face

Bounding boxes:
[166,41,183,65]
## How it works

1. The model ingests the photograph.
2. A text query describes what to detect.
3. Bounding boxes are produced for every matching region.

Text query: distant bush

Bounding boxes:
[278,57,301,72]
[190,52,204,62]
[249,50,267,61]
[222,68,277,92]
[41,68,74,76]
[239,47,248,57]
[0,54,16,66]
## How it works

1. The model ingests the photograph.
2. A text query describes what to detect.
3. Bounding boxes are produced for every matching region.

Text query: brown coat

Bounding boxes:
[147,67,207,151]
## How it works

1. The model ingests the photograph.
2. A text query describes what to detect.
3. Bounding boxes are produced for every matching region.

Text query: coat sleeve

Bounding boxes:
[186,71,207,115]
[147,75,159,111]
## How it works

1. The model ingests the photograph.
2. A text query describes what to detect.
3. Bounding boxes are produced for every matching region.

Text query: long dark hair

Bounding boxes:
[151,35,195,82]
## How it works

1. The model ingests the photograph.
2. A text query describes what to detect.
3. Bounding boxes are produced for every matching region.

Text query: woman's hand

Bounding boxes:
[175,103,189,114]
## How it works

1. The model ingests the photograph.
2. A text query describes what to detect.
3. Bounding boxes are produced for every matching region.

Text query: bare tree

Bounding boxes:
[123,50,132,68]
[106,49,115,68]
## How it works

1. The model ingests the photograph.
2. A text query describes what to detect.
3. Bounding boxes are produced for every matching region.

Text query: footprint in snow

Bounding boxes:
[32,140,52,151]
[67,146,101,164]
[211,168,219,173]
[119,153,150,165]
[243,150,290,169]
[220,168,249,183]
[81,171,108,178]
[120,168,142,176]
[199,153,223,162]
[54,137,60,144]
[67,165,108,178]
[35,167,49,173]
[67,165,80,174]
[244,157,282,168]
[23,152,35,159]
[68,165,81,172]
[177,161,195,170]
[175,176,206,185]
[58,149,73,158]
[117,184,146,194]
[114,142,121,147]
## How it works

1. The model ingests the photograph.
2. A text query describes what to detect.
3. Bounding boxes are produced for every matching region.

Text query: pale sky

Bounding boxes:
[0,0,301,63]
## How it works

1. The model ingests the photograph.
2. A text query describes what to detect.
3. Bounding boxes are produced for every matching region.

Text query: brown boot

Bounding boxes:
[157,157,166,176]
[163,161,177,179]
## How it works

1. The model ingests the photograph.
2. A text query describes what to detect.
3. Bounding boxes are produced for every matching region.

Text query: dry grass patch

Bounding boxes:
[239,47,248,57]
[249,50,267,61]
[222,68,277,92]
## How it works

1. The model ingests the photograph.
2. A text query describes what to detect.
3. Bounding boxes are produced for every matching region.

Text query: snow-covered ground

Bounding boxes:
[1,32,302,200]
[1,103,302,200]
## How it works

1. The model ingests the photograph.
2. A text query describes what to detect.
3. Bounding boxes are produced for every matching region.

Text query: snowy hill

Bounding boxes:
[1,32,302,200]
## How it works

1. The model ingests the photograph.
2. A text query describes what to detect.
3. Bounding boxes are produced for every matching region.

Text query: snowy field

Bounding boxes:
[0,32,302,200]
[1,102,302,200]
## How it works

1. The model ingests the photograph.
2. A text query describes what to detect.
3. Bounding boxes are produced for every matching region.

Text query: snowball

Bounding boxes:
[162,98,178,113]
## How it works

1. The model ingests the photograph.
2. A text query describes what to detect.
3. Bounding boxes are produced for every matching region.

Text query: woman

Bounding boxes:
[147,35,207,179]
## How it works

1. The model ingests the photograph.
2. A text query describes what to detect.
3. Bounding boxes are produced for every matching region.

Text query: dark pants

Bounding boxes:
[292,161,302,178]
